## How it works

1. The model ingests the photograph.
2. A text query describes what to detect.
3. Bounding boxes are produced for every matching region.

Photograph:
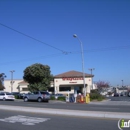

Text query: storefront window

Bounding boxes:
[48,87,54,92]
[59,87,71,91]
[22,88,29,91]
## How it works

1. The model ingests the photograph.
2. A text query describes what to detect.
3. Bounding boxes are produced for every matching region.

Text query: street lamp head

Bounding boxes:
[10,70,15,72]
[89,68,95,71]
[73,34,77,38]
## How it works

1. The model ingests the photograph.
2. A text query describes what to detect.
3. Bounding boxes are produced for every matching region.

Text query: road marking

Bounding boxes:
[0,115,50,125]
[26,104,48,106]
[89,107,119,109]
[50,101,66,104]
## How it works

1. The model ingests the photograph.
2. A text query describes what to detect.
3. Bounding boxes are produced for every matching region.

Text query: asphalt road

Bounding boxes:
[0,110,119,130]
[108,96,130,101]
[0,97,130,113]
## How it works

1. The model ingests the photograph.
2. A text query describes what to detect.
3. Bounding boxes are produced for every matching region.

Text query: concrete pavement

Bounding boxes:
[0,103,130,119]
[89,100,130,106]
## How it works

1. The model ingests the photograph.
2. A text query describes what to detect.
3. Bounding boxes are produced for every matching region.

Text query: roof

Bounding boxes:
[18,80,53,84]
[18,81,28,84]
[117,87,128,90]
[54,70,93,78]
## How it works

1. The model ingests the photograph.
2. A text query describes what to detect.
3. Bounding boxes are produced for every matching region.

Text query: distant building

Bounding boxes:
[116,87,128,96]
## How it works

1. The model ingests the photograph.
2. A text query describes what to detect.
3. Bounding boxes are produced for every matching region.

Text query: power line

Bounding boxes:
[0,53,63,66]
[71,45,130,54]
[0,45,130,66]
[85,45,130,52]
[0,23,69,54]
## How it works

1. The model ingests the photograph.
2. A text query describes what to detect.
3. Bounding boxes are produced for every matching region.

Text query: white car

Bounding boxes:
[0,92,15,101]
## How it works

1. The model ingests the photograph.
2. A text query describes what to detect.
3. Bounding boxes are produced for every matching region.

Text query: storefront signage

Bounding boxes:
[62,77,83,81]
[69,82,77,83]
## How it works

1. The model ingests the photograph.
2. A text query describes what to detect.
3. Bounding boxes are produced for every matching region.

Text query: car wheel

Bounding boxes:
[46,100,49,103]
[24,97,28,102]
[38,98,42,102]
[44,100,49,103]
[3,97,6,101]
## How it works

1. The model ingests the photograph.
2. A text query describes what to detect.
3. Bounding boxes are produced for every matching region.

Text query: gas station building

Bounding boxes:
[53,70,94,95]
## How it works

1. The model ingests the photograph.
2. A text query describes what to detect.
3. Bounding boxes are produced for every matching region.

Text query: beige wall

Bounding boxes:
[54,77,92,94]
[4,76,93,94]
[4,79,30,93]
[4,79,23,93]
[18,82,29,93]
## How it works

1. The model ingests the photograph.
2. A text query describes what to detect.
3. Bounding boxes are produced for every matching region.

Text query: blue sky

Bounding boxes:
[0,0,130,87]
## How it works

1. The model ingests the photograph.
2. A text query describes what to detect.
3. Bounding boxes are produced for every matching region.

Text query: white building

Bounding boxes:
[53,70,93,94]
[4,79,23,93]
[3,70,94,95]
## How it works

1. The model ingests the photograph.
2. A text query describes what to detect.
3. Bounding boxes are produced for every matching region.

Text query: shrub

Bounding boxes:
[14,95,19,99]
[57,97,65,101]
[90,92,105,101]
[91,89,98,93]
[50,96,55,100]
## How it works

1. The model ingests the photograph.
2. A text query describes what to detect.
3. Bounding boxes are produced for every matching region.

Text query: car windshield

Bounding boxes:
[41,92,49,95]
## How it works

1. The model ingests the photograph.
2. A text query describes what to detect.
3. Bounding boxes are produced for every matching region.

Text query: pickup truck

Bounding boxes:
[23,91,50,102]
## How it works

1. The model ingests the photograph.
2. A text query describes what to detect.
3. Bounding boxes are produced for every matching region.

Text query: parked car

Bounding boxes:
[120,92,125,96]
[128,92,130,97]
[51,93,65,99]
[114,93,119,97]
[100,91,107,96]
[23,91,50,102]
[18,93,25,99]
[11,92,20,97]
[0,92,15,101]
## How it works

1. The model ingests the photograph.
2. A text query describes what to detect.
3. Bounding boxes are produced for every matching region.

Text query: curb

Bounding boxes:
[0,105,130,119]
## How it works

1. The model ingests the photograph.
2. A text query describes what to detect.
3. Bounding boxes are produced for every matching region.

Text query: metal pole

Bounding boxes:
[10,70,15,93]
[73,34,86,97]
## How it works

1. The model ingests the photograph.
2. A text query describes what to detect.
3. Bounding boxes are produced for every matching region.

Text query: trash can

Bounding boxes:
[86,93,90,103]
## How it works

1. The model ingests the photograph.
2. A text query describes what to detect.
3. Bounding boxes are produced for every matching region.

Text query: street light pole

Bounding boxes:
[88,68,95,90]
[73,34,86,97]
[10,70,15,93]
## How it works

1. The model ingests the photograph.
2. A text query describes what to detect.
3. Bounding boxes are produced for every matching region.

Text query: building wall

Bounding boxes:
[4,79,23,93]
[4,76,93,94]
[54,77,92,94]
[18,82,29,93]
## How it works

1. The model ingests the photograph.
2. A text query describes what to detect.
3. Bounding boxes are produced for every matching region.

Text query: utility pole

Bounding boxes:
[88,68,95,90]
[89,68,95,75]
[10,70,15,93]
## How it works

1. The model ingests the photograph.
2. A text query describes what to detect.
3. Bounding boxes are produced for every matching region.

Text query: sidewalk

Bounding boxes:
[89,100,130,106]
[0,104,130,119]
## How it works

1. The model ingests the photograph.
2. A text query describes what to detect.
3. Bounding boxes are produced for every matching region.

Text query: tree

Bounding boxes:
[96,80,110,92]
[0,73,6,90]
[23,63,53,92]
